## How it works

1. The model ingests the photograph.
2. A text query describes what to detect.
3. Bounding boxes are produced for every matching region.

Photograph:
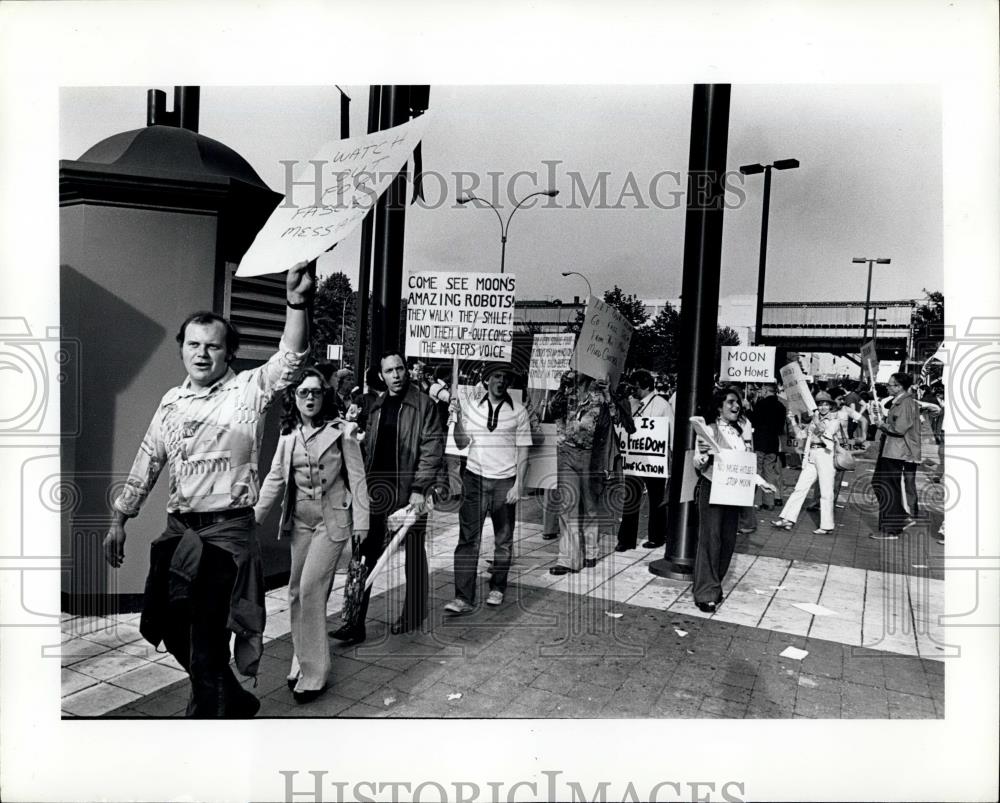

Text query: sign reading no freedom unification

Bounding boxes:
[405,271,517,360]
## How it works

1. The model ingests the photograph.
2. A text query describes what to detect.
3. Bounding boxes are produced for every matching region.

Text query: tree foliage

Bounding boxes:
[311,272,357,366]
[911,289,944,363]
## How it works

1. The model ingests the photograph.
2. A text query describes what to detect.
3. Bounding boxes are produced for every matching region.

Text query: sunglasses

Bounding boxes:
[295,388,325,399]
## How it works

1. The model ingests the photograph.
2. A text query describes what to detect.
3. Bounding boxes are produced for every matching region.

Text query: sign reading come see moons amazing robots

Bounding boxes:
[404,271,517,360]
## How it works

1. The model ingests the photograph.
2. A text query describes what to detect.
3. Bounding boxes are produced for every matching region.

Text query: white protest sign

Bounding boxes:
[405,271,516,361]
[709,449,757,506]
[720,345,775,382]
[860,339,879,382]
[689,416,722,452]
[575,296,633,385]
[527,333,576,390]
[236,114,431,277]
[326,344,343,361]
[525,423,558,489]
[780,362,816,415]
[616,417,671,478]
[678,449,700,504]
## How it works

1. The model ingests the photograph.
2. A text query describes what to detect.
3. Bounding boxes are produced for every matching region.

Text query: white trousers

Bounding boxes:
[287,499,348,692]
[780,448,836,531]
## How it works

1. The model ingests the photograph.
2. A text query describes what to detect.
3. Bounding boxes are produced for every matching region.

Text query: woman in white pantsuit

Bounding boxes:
[255,368,369,704]
[771,391,839,534]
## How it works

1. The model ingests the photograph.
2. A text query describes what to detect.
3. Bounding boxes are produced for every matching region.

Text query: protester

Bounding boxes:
[616,370,673,551]
[444,363,533,613]
[102,261,314,718]
[254,367,369,703]
[692,387,777,612]
[548,370,623,574]
[870,373,921,540]
[334,367,354,411]
[407,358,431,394]
[839,379,864,439]
[772,391,840,534]
[748,383,786,510]
[734,402,759,535]
[330,351,443,643]
[427,363,462,502]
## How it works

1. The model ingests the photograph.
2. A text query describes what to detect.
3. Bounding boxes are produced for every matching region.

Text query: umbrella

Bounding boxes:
[364,505,420,591]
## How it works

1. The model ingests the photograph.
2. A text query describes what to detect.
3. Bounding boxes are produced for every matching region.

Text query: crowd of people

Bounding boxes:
[101,264,945,716]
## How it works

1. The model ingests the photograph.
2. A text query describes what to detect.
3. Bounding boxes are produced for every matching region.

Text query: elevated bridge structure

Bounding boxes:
[758,300,916,361]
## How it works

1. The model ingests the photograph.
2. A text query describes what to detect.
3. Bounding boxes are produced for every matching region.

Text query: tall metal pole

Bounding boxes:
[862,259,874,342]
[650,83,731,580]
[370,85,410,361]
[753,165,772,345]
[354,85,381,378]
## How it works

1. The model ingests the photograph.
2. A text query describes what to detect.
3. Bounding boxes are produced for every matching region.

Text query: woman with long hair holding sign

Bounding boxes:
[692,388,778,613]
[771,391,840,535]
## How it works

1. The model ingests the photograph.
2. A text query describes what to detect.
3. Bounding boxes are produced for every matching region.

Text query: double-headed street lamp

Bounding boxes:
[852,257,892,342]
[560,270,593,300]
[457,189,559,274]
[739,158,800,345]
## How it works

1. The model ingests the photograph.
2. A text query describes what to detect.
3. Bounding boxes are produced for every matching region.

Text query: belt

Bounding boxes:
[170,507,253,530]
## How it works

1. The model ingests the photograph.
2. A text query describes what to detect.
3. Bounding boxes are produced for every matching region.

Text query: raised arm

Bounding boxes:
[282,261,316,353]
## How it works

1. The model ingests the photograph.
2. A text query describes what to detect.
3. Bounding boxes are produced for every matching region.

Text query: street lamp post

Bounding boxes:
[739,158,800,345]
[457,189,559,273]
[340,296,347,360]
[560,270,593,300]
[852,257,891,342]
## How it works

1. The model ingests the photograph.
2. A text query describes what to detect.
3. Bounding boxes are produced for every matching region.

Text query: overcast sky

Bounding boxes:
[61,84,942,305]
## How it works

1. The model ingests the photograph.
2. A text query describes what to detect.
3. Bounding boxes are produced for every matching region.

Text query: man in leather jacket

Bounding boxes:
[330,351,444,643]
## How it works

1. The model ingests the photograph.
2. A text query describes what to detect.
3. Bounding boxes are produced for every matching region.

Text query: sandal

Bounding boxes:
[771,519,794,530]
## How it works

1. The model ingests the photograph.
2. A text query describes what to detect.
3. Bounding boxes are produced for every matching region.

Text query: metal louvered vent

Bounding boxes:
[224,265,287,361]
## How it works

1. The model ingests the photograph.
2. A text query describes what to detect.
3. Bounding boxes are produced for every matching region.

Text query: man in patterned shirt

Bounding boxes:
[103,261,313,717]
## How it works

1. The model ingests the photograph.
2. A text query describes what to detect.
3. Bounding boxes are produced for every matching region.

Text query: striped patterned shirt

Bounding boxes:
[113,340,307,516]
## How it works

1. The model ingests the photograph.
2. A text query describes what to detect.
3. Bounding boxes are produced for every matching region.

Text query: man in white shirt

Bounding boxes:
[616,370,674,551]
[445,363,533,612]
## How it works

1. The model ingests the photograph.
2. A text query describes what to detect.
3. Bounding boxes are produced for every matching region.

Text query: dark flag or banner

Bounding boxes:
[407,85,430,204]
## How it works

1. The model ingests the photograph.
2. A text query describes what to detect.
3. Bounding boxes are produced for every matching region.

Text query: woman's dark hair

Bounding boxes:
[434,364,451,383]
[704,386,743,420]
[279,367,341,435]
[175,311,240,362]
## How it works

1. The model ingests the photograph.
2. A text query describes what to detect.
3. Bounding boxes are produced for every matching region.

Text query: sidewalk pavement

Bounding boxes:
[60,437,946,719]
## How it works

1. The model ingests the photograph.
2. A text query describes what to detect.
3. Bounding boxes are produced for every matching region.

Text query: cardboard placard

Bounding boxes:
[720,345,776,382]
[709,449,757,506]
[860,339,879,382]
[780,362,817,415]
[616,416,671,478]
[527,333,576,390]
[524,423,558,489]
[405,271,516,360]
[678,449,700,504]
[236,114,431,277]
[574,296,633,385]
